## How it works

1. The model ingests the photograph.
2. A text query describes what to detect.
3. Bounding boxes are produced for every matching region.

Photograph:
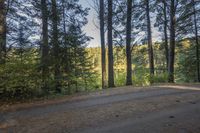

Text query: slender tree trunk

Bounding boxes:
[100,0,106,89]
[51,0,61,92]
[163,0,169,71]
[168,0,176,83]
[126,0,133,85]
[62,0,70,74]
[41,0,49,87]
[0,0,6,64]
[192,0,200,82]
[146,0,154,77]
[107,0,115,87]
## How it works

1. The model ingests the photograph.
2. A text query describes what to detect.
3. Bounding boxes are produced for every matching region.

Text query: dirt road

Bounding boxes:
[0,84,200,133]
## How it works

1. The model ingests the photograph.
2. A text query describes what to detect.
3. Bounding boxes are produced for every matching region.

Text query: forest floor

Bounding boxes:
[0,84,200,133]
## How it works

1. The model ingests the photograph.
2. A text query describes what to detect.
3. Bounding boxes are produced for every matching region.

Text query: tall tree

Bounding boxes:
[145,0,154,77]
[163,0,169,70]
[99,0,106,88]
[107,0,115,87]
[192,0,200,82]
[126,0,133,85]
[41,0,49,87]
[0,0,6,64]
[168,1,177,83]
[168,0,176,83]
[51,0,61,92]
[155,0,169,71]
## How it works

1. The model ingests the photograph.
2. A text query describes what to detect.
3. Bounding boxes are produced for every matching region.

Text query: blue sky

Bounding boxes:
[80,0,100,47]
[79,0,161,47]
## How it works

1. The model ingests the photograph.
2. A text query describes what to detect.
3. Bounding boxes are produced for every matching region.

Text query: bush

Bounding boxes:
[152,73,168,83]
[0,61,43,100]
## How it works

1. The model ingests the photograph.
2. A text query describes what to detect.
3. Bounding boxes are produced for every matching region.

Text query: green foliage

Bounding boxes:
[152,73,168,83]
[0,56,42,100]
[133,68,150,86]
[176,40,197,82]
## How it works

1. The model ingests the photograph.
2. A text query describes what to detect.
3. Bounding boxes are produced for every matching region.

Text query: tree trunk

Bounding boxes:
[107,0,115,87]
[0,0,6,64]
[126,0,133,85]
[62,0,70,74]
[168,0,176,83]
[41,0,49,87]
[146,0,154,77]
[192,0,200,82]
[51,0,61,92]
[100,0,106,89]
[163,0,169,71]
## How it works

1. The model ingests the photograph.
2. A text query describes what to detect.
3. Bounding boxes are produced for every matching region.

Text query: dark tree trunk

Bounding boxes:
[62,0,70,74]
[100,0,106,89]
[192,0,200,82]
[168,0,176,83]
[126,0,133,85]
[107,0,115,87]
[146,0,154,77]
[163,0,169,71]
[51,0,61,92]
[41,0,49,86]
[0,0,6,64]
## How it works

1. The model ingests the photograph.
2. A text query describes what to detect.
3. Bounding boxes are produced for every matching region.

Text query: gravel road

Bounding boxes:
[0,84,200,133]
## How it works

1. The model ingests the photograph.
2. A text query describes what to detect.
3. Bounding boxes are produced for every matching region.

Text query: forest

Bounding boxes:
[0,0,200,100]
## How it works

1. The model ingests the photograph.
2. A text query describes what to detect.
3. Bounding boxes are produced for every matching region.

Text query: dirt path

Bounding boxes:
[0,84,200,133]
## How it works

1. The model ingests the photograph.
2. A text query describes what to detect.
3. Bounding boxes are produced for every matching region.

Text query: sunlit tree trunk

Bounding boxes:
[100,0,106,89]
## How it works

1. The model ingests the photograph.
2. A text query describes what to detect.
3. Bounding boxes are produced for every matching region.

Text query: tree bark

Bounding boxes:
[168,0,176,83]
[192,0,200,82]
[62,0,70,74]
[100,0,106,89]
[41,0,49,86]
[0,0,6,64]
[126,0,133,85]
[146,0,154,77]
[163,0,169,71]
[51,0,61,92]
[107,0,115,87]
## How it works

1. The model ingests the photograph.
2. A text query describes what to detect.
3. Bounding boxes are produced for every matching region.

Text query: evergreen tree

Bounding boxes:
[41,0,49,88]
[154,0,169,71]
[126,0,133,85]
[107,0,115,87]
[99,0,106,89]
[134,0,155,77]
[192,0,200,82]
[168,0,193,82]
[0,0,6,64]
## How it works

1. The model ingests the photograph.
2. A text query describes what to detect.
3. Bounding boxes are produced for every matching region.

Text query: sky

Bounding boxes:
[79,0,161,47]
[80,0,101,47]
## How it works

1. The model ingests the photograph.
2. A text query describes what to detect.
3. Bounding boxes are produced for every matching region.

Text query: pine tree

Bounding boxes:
[0,0,6,64]
[155,0,169,71]
[168,0,193,82]
[126,0,133,85]
[51,0,61,92]
[41,0,49,88]
[192,0,200,82]
[107,0,115,87]
[99,0,106,89]
[134,0,155,78]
